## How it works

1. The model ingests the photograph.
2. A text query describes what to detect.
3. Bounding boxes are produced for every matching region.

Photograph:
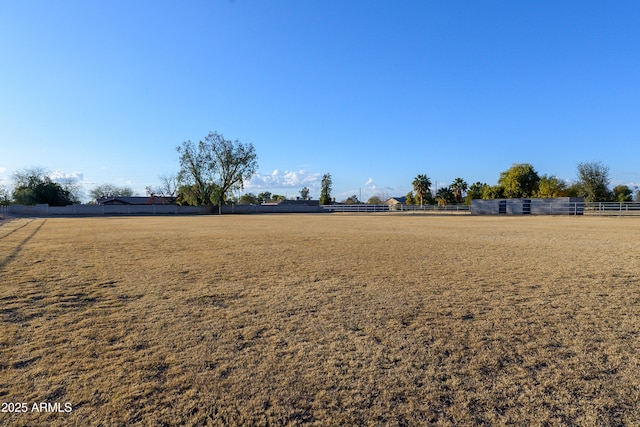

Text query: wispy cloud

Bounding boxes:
[363,177,400,196]
[335,178,403,202]
[612,171,640,190]
[50,170,85,184]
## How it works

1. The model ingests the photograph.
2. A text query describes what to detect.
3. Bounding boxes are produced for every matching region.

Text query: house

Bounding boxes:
[96,196,174,205]
[384,197,407,210]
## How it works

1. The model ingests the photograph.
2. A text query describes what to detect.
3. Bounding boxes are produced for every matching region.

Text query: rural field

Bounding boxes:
[1,214,640,426]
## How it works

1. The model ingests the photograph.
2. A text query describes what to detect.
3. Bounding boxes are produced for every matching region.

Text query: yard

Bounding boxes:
[1,214,640,426]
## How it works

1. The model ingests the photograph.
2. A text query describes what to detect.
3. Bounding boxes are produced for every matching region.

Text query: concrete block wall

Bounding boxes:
[8,204,210,216]
[471,198,584,215]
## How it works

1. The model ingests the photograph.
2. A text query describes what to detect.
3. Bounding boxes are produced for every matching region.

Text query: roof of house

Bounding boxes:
[96,196,174,205]
[385,196,407,204]
[278,199,320,206]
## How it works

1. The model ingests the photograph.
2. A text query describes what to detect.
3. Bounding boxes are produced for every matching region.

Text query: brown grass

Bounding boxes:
[1,214,640,426]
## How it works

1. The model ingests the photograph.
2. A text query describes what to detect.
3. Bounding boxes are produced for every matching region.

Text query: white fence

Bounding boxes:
[322,204,471,213]
[395,204,471,213]
[222,204,322,214]
[4,202,639,217]
[322,204,390,213]
[583,202,640,216]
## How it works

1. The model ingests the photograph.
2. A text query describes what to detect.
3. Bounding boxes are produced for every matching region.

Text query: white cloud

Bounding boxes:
[248,169,322,190]
[362,177,399,195]
[334,177,404,202]
[50,170,85,184]
[48,170,92,201]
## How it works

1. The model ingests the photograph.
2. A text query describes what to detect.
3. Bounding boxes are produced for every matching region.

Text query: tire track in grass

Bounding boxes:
[0,219,47,273]
[0,218,33,240]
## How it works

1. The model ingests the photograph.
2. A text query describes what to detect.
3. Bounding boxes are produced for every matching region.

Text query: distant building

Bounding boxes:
[96,196,174,205]
[384,197,407,210]
[471,197,584,215]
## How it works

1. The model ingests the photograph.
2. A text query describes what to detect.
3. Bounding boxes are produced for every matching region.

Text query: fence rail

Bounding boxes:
[397,204,471,213]
[583,202,640,216]
[322,204,471,213]
[322,204,390,213]
[325,202,640,216]
[4,202,639,217]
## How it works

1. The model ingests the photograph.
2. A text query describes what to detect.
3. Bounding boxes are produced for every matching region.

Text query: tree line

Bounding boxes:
[330,162,637,206]
[2,131,637,208]
[399,162,636,206]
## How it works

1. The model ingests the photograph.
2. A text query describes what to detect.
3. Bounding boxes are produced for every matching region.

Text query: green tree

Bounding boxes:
[239,193,259,204]
[464,182,485,204]
[613,185,633,202]
[319,173,332,205]
[54,176,83,203]
[0,183,11,206]
[177,131,258,213]
[299,187,310,200]
[342,194,360,204]
[412,174,431,207]
[405,191,416,205]
[576,161,611,202]
[498,163,540,198]
[12,168,74,206]
[90,184,135,201]
[176,184,219,206]
[176,140,215,205]
[436,187,455,206]
[450,178,468,203]
[535,175,567,198]
[562,182,581,198]
[482,184,505,199]
[257,192,272,203]
[367,195,383,204]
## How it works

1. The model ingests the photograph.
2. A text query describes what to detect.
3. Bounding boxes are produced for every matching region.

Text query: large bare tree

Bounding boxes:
[177,131,258,213]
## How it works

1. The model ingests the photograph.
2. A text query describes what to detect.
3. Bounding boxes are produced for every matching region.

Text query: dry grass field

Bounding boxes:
[1,214,640,426]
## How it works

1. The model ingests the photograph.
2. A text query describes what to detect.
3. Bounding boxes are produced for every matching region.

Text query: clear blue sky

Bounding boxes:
[1,0,639,201]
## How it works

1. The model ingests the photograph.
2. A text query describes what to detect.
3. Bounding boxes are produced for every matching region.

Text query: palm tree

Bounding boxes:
[450,178,468,203]
[412,174,431,207]
[436,187,455,206]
